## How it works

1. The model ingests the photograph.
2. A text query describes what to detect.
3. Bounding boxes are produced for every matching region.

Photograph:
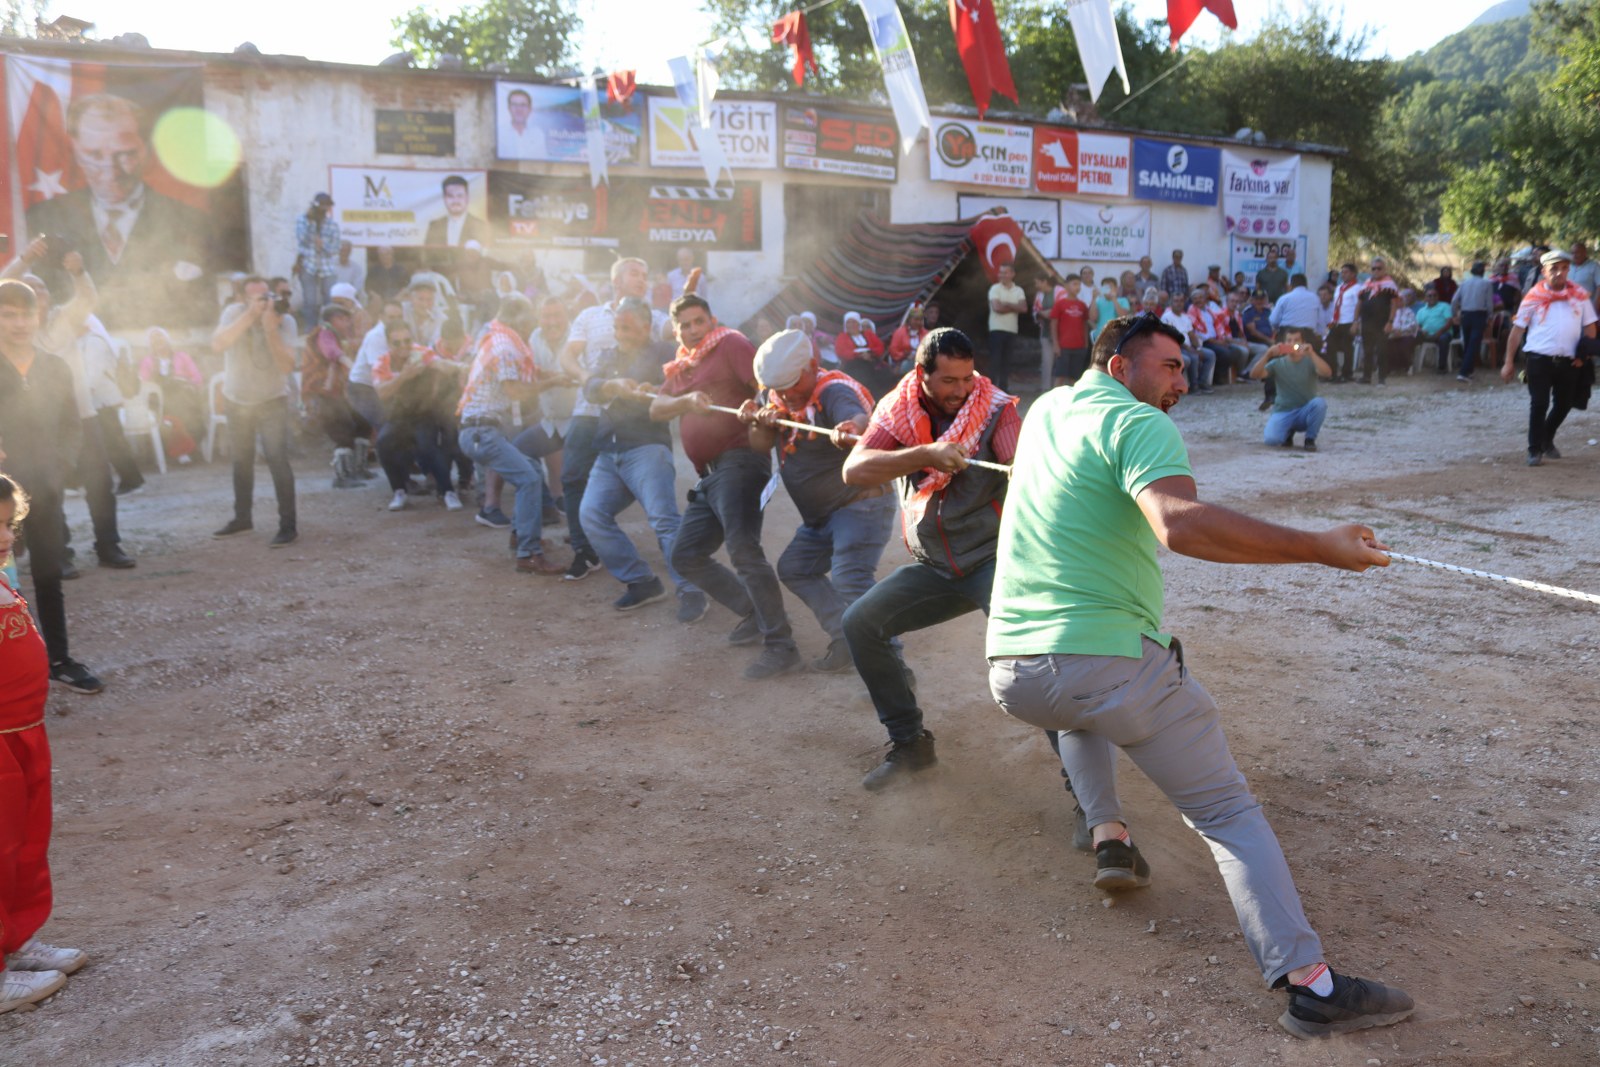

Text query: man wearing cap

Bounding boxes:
[1501,248,1597,466]
[295,193,340,333]
[838,328,1092,847]
[736,330,892,673]
[652,294,800,679]
[575,297,706,620]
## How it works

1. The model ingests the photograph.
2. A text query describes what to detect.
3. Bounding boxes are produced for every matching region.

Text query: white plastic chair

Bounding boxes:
[120,379,167,474]
[203,372,228,463]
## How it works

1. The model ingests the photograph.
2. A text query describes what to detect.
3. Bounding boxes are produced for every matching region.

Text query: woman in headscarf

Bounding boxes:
[834,312,884,384]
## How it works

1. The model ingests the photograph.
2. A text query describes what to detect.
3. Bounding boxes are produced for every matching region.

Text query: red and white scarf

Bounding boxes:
[767,369,873,456]
[662,325,737,386]
[1517,280,1590,324]
[1331,280,1357,324]
[1360,277,1398,299]
[372,346,439,387]
[456,322,535,416]
[867,368,1012,520]
[1186,303,1211,338]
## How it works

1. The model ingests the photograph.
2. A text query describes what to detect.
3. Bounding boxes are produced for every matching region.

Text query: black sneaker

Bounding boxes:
[862,730,936,791]
[49,658,104,694]
[728,612,761,646]
[213,518,253,539]
[564,548,600,581]
[1303,439,1318,452]
[96,545,136,569]
[1093,839,1152,891]
[810,637,854,673]
[676,589,709,624]
[269,528,298,548]
[1279,971,1415,1039]
[613,577,668,611]
[1527,450,1543,467]
[743,644,801,680]
[475,507,512,529]
[1544,443,1562,459]
[1258,399,1272,412]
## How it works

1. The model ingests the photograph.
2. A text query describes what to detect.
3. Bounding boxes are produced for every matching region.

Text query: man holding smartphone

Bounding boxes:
[211,276,299,546]
[1249,327,1333,452]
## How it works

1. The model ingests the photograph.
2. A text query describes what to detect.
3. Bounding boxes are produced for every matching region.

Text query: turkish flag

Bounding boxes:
[949,0,1016,118]
[772,11,818,87]
[1167,0,1238,47]
[969,214,1024,283]
[606,70,636,105]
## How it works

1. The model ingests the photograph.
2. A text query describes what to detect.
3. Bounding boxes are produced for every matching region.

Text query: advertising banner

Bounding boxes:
[494,81,642,164]
[1228,234,1309,289]
[928,117,1032,189]
[648,97,777,170]
[613,177,762,250]
[488,172,616,249]
[957,194,1059,259]
[1132,138,1221,206]
[781,104,899,182]
[6,55,247,328]
[1032,127,1130,197]
[1058,201,1152,262]
[330,166,489,248]
[1222,151,1299,237]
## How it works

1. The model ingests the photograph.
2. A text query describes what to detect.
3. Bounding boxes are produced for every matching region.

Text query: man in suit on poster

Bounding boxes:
[24,93,210,329]
[423,175,489,273]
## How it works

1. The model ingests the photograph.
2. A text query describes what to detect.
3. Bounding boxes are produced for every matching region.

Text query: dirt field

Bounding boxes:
[4,373,1599,1067]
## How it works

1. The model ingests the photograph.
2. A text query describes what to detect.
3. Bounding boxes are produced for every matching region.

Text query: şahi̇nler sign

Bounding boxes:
[5,54,247,328]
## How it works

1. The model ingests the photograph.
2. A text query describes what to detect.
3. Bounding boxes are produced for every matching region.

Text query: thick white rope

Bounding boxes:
[1386,551,1600,607]
[706,404,1013,474]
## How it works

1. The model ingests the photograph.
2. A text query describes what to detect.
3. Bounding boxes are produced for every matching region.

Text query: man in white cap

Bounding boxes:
[735,330,894,672]
[1501,248,1598,465]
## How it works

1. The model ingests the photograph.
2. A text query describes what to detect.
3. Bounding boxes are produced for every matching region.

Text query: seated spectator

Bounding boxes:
[138,327,204,465]
[1241,290,1274,360]
[1249,328,1332,451]
[834,312,884,386]
[1189,287,1238,385]
[1386,290,1420,376]
[301,305,372,488]
[1431,265,1458,305]
[371,321,467,513]
[1414,286,1454,374]
[888,304,926,371]
[1165,290,1214,393]
[367,246,409,304]
[800,311,834,367]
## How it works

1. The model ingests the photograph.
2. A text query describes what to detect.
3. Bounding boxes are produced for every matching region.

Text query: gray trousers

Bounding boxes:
[988,637,1323,986]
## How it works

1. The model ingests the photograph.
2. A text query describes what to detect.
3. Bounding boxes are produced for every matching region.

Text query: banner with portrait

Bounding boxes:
[329,166,490,249]
[494,82,642,165]
[3,54,248,329]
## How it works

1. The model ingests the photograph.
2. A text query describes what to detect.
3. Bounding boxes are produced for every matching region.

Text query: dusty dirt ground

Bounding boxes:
[4,371,1599,1067]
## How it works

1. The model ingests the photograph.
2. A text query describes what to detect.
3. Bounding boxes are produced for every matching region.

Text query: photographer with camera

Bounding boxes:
[210,276,299,546]
[295,192,340,333]
[1249,327,1333,452]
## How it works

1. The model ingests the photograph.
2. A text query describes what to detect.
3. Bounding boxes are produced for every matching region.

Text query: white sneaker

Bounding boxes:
[388,489,408,512]
[10,939,87,975]
[443,491,463,512]
[0,968,67,1014]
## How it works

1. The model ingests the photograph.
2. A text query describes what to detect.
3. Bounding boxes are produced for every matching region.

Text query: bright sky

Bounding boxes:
[63,0,1492,90]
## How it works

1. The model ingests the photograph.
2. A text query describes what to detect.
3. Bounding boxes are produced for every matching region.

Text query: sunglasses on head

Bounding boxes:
[1113,312,1162,358]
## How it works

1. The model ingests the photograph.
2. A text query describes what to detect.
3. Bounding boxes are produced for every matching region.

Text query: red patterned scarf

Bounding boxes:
[1360,277,1398,298]
[456,322,535,417]
[867,368,1011,519]
[662,325,737,386]
[767,369,873,455]
[1517,280,1590,324]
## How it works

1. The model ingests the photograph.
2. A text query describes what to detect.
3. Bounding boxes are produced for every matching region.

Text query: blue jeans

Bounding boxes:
[842,559,993,742]
[458,424,545,558]
[1458,310,1487,377]
[297,271,334,333]
[1263,397,1327,445]
[1184,345,1215,391]
[776,492,896,641]
[580,444,696,591]
[668,448,793,649]
[379,415,453,495]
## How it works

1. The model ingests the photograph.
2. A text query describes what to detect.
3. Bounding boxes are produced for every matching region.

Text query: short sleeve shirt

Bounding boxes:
[458,328,536,422]
[1050,298,1089,349]
[1514,293,1598,356]
[987,370,1192,659]
[988,283,1024,333]
[776,380,870,526]
[1267,355,1320,412]
[220,302,295,406]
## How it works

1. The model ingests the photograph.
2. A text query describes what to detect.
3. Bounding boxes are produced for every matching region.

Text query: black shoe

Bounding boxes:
[564,548,600,581]
[95,546,136,569]
[743,644,801,680]
[269,527,298,548]
[475,507,512,529]
[728,612,761,646]
[1279,971,1415,1039]
[676,589,709,624]
[1527,450,1543,467]
[213,519,253,539]
[115,478,146,496]
[1303,439,1318,452]
[1092,839,1152,891]
[1544,443,1561,459]
[613,577,668,611]
[1258,399,1272,412]
[862,730,937,791]
[1281,434,1295,448]
[59,561,81,581]
[810,637,854,673]
[49,658,104,694]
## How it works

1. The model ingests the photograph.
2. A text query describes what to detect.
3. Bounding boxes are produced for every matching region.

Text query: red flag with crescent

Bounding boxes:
[772,11,818,87]
[606,70,636,105]
[969,214,1023,283]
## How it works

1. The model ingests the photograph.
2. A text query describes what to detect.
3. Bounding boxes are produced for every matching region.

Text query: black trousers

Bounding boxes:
[1525,354,1582,454]
[987,330,1018,391]
[96,406,143,489]
[77,415,120,554]
[1324,323,1355,380]
[17,485,71,663]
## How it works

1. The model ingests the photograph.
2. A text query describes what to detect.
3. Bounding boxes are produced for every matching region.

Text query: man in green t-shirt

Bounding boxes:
[984,313,1414,1040]
[1248,327,1332,451]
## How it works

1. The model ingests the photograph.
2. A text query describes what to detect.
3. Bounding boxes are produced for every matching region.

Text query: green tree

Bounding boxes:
[390,0,579,74]
[2,0,49,37]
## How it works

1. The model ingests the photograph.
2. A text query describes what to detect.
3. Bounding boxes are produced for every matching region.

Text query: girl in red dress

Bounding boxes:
[0,472,86,1015]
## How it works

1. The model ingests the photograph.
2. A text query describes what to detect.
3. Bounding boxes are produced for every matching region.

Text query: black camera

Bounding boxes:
[273,293,292,315]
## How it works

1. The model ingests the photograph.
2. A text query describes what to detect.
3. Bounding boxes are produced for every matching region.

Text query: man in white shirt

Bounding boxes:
[1324,264,1361,382]
[986,262,1027,391]
[498,88,549,160]
[1269,274,1323,337]
[348,298,406,431]
[1162,290,1213,394]
[1501,248,1598,466]
[331,241,367,298]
